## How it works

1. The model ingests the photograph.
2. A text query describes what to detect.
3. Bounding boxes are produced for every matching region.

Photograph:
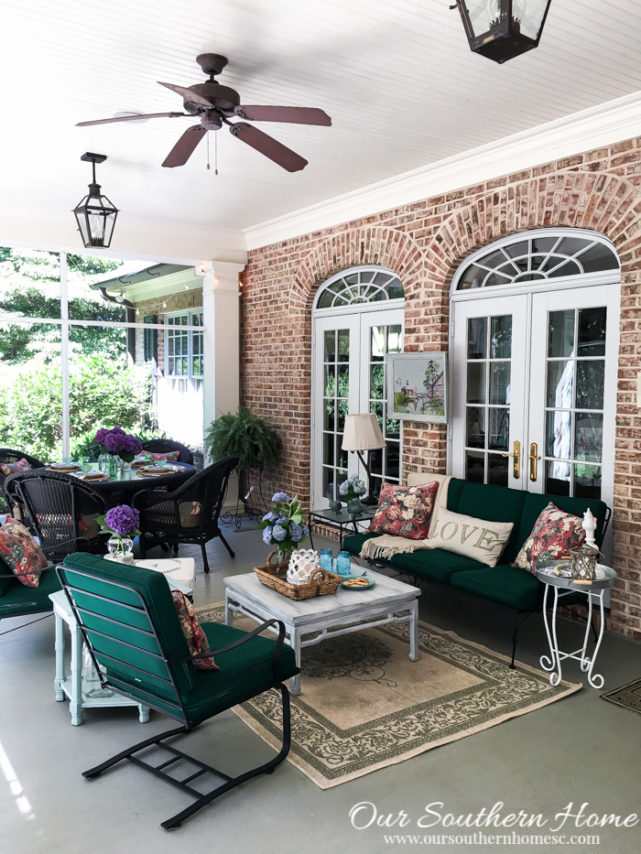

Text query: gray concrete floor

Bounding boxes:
[1,526,640,854]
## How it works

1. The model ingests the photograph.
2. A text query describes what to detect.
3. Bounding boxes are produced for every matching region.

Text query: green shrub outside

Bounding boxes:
[0,355,153,461]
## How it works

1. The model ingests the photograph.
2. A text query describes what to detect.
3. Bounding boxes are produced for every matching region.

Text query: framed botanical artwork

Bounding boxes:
[386,352,448,423]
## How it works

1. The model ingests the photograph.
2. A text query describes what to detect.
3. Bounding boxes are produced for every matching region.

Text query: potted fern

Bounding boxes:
[204,407,282,513]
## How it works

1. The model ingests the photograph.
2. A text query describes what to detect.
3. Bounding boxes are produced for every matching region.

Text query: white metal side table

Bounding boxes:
[536,563,617,689]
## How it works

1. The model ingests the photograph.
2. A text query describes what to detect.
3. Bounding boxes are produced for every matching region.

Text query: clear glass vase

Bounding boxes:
[106,534,135,564]
[347,498,362,515]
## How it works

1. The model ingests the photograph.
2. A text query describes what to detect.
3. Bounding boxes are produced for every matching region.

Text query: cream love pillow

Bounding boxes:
[428,508,514,567]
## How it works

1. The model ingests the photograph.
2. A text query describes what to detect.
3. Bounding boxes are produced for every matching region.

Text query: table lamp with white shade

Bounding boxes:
[341,413,386,505]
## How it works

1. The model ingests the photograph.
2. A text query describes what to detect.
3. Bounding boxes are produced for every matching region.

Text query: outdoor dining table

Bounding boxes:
[48,462,196,508]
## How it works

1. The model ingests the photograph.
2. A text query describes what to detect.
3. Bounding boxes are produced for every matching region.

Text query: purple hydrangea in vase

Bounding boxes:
[95,427,143,463]
[98,505,141,564]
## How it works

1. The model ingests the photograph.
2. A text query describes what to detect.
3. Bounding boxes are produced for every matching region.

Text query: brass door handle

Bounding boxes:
[501,440,521,479]
[529,442,541,482]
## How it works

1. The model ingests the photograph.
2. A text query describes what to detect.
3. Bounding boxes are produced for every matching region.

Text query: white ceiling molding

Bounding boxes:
[243,90,641,251]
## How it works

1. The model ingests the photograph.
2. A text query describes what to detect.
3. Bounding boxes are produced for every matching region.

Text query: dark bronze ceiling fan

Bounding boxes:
[77,53,331,172]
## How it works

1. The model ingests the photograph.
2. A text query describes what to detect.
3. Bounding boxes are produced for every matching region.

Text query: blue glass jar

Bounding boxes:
[319,548,334,574]
[336,550,352,577]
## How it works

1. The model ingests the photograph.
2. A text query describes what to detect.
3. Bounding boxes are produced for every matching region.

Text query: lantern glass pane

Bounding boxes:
[467,0,501,36]
[513,0,549,39]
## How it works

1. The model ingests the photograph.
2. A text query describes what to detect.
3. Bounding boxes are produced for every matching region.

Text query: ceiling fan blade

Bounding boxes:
[158,81,215,108]
[237,105,331,126]
[76,112,186,127]
[229,122,307,172]
[162,126,207,168]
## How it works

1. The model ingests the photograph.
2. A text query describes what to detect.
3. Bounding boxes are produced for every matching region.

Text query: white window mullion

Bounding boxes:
[59,252,70,459]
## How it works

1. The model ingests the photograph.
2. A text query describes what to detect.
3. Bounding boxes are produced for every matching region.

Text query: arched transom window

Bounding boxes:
[453,230,619,292]
[314,267,404,309]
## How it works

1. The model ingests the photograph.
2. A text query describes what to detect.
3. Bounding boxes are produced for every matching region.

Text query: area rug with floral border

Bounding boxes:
[196,603,581,789]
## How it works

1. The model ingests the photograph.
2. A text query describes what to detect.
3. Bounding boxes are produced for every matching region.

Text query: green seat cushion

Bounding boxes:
[389,548,487,584]
[0,563,60,617]
[343,531,487,583]
[180,621,298,726]
[450,564,544,611]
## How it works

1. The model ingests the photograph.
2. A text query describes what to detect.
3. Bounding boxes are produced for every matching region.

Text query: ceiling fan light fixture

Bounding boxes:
[452,0,552,64]
[72,152,119,248]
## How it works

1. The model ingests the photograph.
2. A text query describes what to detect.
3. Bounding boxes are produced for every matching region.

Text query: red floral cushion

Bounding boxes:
[171,590,219,671]
[135,451,180,463]
[369,481,439,540]
[512,502,590,574]
[0,457,32,478]
[0,518,48,587]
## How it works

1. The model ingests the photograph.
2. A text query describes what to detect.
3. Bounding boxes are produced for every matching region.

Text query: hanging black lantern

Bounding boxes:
[73,153,119,248]
[452,0,552,64]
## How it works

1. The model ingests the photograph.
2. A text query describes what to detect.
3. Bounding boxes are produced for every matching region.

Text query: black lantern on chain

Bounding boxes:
[452,0,552,64]
[73,152,119,248]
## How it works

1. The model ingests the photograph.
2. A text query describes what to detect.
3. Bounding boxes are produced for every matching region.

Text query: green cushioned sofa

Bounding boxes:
[343,477,610,665]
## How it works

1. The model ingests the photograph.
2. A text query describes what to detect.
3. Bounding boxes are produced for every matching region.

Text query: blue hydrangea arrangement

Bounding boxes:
[339,475,366,502]
[258,492,309,556]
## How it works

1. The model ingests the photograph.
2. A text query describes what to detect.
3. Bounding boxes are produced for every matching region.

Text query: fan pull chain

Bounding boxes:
[206,133,219,174]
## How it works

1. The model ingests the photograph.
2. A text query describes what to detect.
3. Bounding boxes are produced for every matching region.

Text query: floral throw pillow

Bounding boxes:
[0,518,48,588]
[369,481,439,540]
[512,502,589,575]
[171,590,219,671]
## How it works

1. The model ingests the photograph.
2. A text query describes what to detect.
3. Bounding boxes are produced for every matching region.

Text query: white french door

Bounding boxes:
[451,284,619,507]
[312,308,403,506]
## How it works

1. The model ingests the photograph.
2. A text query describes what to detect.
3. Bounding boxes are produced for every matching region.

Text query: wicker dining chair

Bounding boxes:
[4,469,110,563]
[133,456,237,573]
[141,439,194,465]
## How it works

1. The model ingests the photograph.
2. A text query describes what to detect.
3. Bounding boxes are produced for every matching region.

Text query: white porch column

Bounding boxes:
[198,259,245,460]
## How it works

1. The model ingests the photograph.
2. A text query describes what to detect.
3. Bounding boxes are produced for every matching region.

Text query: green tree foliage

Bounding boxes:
[0,246,154,461]
[0,248,123,364]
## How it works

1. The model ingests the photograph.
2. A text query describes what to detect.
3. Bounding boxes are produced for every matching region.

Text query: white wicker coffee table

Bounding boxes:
[224,568,421,695]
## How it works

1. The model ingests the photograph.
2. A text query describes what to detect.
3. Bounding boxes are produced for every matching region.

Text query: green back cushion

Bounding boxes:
[59,553,195,702]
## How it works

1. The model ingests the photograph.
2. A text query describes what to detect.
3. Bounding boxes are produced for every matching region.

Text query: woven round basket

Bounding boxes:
[253,550,342,600]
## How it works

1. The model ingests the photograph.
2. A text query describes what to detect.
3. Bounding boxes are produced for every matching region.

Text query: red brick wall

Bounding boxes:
[241,138,641,640]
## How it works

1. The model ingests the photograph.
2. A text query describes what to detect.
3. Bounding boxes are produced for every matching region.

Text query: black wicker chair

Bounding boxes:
[4,469,110,563]
[141,439,194,465]
[133,456,237,573]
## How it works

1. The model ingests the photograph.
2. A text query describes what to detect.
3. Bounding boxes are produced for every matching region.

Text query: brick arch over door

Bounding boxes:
[418,169,641,639]
[288,226,425,315]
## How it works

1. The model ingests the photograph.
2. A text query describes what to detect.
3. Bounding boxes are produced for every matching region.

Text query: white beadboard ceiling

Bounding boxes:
[2,0,641,251]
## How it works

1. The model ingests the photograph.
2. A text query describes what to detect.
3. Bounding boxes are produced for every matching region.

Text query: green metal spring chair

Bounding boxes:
[56,553,298,830]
